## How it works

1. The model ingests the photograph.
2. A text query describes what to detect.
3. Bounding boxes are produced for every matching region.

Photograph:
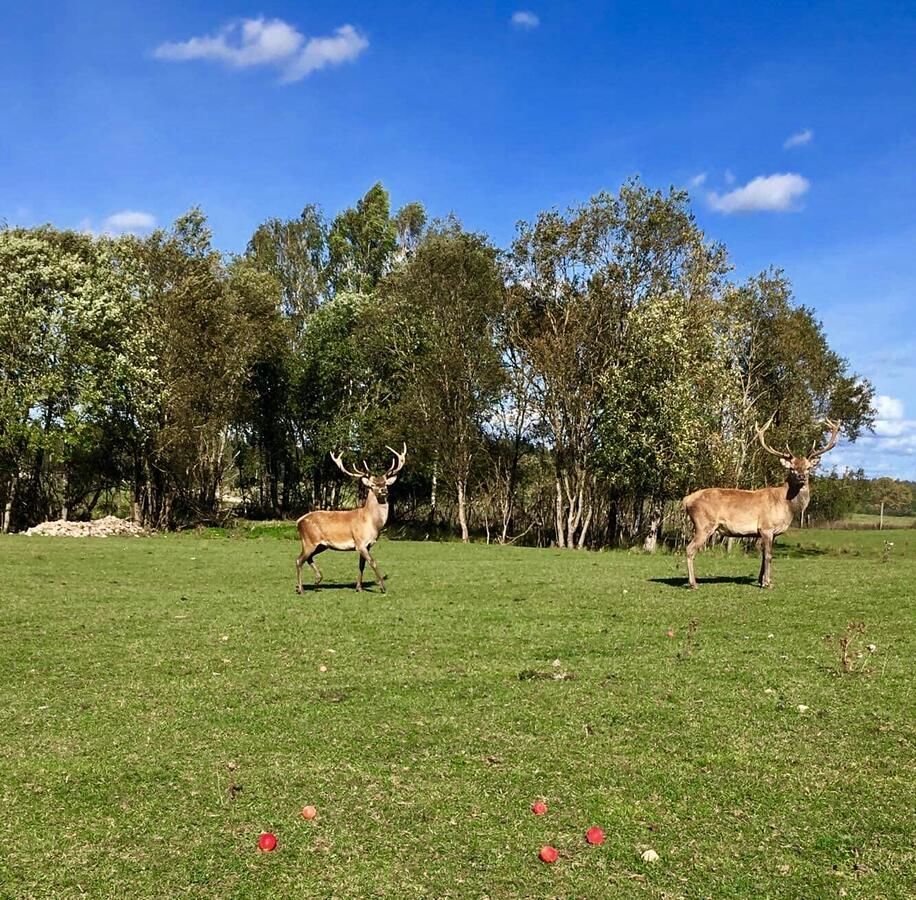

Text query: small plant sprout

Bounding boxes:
[677,619,699,661]
[826,621,877,675]
[882,540,894,563]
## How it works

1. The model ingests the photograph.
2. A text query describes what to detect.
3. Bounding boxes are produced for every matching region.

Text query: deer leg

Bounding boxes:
[358,545,386,593]
[685,524,715,589]
[295,546,309,595]
[307,547,324,588]
[758,531,774,588]
[356,554,366,592]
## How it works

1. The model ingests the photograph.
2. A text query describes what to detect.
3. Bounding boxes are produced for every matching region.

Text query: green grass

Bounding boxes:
[1,529,914,898]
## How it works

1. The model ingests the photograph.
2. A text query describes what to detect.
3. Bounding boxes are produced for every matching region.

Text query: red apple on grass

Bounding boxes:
[258,832,277,852]
[539,845,558,864]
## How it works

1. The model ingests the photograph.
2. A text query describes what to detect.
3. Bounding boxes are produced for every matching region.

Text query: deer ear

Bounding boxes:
[385,475,399,486]
[809,457,821,468]
[360,476,371,487]
[779,457,792,469]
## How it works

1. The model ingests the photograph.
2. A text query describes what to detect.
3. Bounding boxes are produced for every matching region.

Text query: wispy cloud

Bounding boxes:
[831,394,916,479]
[708,173,810,213]
[154,17,368,82]
[103,210,156,234]
[281,26,368,82]
[79,210,157,236]
[784,128,814,149]
[689,172,707,188]
[511,11,540,29]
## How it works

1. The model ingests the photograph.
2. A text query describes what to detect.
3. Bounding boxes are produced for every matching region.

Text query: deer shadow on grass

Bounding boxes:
[295,579,389,593]
[649,575,758,589]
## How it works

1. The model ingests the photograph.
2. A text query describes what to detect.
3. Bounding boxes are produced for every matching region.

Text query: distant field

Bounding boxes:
[841,513,916,529]
[2,528,914,898]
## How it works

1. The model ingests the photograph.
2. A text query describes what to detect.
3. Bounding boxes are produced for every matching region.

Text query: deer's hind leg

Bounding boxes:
[758,530,775,588]
[685,520,717,589]
[296,521,326,594]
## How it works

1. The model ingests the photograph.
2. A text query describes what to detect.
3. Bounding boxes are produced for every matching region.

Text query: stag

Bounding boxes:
[682,419,840,589]
[295,444,407,594]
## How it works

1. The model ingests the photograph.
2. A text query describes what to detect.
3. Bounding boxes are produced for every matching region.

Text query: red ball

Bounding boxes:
[586,826,605,845]
[258,832,277,852]
[531,801,548,816]
[301,805,317,820]
[539,845,558,864]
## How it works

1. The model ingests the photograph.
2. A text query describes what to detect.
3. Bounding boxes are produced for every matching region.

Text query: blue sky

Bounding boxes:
[2,1,914,477]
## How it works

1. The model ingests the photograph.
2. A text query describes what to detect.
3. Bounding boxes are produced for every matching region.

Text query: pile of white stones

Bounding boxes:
[24,515,147,537]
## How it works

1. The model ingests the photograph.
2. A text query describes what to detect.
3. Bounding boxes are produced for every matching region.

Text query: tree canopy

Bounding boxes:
[0,180,877,542]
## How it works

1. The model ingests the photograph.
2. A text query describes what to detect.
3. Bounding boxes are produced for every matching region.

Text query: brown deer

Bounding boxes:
[683,419,840,589]
[295,444,407,594]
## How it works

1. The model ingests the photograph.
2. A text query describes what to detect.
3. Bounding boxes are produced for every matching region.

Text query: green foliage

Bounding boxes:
[0,180,879,539]
[328,182,399,294]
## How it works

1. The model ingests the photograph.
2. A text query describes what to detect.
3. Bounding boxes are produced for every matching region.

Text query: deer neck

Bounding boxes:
[364,490,390,531]
[784,479,810,516]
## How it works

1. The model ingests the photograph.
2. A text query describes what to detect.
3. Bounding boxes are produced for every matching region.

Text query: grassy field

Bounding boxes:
[1,527,914,898]
[842,513,916,529]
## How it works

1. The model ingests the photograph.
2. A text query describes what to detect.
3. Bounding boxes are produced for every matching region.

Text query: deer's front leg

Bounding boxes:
[358,545,385,593]
[758,531,774,588]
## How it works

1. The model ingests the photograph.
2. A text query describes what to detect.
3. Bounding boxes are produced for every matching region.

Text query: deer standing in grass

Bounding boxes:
[295,444,407,594]
[683,419,840,589]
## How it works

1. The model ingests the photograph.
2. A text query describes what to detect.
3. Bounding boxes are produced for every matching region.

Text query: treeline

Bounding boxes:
[0,180,876,544]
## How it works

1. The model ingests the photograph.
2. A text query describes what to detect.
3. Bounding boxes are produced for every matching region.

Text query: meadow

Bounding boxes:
[1,527,914,899]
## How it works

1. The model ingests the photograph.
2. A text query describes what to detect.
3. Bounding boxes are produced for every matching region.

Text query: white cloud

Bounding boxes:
[281,26,369,82]
[79,211,156,236]
[689,172,707,188]
[708,173,810,214]
[511,11,540,29]
[154,17,368,82]
[154,18,303,67]
[873,394,908,436]
[103,210,156,234]
[784,128,814,149]
[830,395,916,479]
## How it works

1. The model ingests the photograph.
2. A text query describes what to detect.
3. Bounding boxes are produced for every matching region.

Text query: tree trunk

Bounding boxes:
[554,477,566,548]
[642,499,663,552]
[577,506,594,550]
[61,469,69,521]
[879,500,884,530]
[2,475,17,533]
[429,455,438,525]
[456,479,469,542]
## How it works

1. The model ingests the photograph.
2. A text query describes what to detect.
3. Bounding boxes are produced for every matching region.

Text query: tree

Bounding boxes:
[870,477,912,528]
[597,291,730,550]
[720,270,875,493]
[507,180,728,548]
[379,221,505,541]
[328,183,399,294]
[246,205,329,331]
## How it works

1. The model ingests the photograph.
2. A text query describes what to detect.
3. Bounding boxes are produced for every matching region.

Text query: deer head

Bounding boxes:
[330,443,407,503]
[755,418,841,485]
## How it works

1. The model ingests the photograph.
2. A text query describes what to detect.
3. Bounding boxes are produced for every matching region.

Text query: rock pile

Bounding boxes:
[24,516,147,537]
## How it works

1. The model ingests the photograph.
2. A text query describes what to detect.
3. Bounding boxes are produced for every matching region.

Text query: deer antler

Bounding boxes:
[385,443,407,477]
[809,419,841,459]
[755,417,793,460]
[330,450,370,479]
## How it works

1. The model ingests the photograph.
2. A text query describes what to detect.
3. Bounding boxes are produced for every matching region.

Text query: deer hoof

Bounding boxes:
[296,586,303,595]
